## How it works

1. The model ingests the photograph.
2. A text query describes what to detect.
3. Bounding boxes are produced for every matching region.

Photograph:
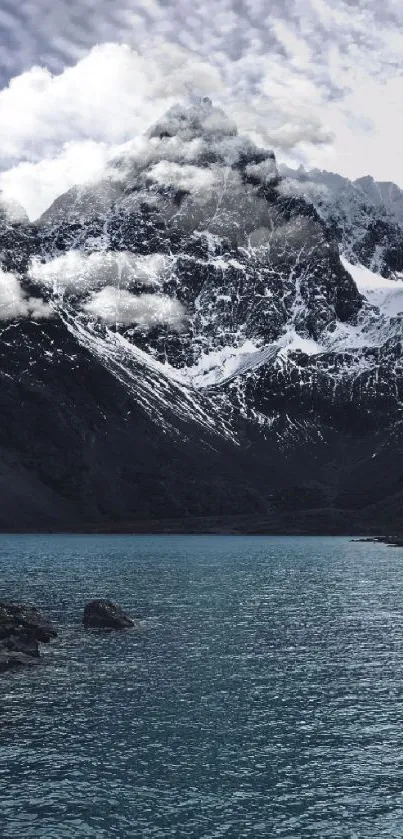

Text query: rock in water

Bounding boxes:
[83,599,135,629]
[0,601,57,672]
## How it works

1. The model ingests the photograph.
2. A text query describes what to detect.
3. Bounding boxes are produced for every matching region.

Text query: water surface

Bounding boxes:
[1,534,403,838]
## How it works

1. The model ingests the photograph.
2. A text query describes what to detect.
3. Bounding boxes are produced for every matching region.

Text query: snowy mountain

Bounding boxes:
[1,99,403,532]
[279,164,403,276]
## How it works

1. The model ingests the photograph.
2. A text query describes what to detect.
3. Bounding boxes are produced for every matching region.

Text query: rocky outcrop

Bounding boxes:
[83,599,135,629]
[0,602,57,671]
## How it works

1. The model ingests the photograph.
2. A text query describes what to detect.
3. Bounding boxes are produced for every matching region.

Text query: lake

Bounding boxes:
[1,534,403,838]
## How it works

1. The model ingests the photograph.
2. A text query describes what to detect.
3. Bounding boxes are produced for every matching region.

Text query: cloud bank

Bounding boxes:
[0,1,402,219]
[0,39,332,219]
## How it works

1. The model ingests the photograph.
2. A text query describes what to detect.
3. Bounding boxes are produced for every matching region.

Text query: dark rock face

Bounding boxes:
[0,602,57,671]
[83,600,135,629]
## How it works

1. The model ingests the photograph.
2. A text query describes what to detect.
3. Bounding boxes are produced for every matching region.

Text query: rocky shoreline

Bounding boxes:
[352,536,403,547]
[0,599,135,673]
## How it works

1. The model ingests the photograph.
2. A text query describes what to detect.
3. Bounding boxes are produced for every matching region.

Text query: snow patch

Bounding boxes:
[277,329,324,356]
[179,340,262,388]
[176,335,317,389]
[342,257,403,315]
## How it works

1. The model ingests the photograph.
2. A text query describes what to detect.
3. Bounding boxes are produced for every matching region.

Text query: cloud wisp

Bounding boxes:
[84,287,186,330]
[0,267,52,321]
[28,250,172,295]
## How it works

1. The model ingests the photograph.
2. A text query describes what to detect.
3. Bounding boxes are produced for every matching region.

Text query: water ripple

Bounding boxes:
[1,535,403,837]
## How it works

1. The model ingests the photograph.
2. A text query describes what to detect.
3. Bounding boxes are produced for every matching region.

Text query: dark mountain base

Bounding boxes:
[1,317,403,535]
[0,507,399,536]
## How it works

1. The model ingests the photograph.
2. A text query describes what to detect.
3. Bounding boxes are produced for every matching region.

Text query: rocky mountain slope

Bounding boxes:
[1,99,403,532]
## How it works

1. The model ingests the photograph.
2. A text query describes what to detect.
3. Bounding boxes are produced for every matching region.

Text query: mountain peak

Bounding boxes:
[147,98,238,143]
[40,101,280,228]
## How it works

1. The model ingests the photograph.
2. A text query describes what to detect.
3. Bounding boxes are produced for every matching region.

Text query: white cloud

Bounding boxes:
[0,267,52,321]
[0,1,402,221]
[0,194,27,222]
[262,1,403,183]
[25,248,183,328]
[84,287,186,330]
[245,159,278,184]
[277,175,330,204]
[0,269,28,320]
[129,253,172,286]
[0,141,113,222]
[308,74,403,184]
[0,42,225,218]
[0,43,223,165]
[28,250,171,296]
[0,39,337,219]
[27,297,54,320]
[148,161,218,193]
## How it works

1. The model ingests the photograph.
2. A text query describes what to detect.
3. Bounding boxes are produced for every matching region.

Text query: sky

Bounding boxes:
[0,0,403,218]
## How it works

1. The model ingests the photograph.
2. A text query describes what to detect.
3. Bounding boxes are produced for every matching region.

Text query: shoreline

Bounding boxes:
[0,513,401,539]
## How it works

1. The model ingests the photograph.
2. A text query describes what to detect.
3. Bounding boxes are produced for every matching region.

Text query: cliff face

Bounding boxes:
[1,100,403,531]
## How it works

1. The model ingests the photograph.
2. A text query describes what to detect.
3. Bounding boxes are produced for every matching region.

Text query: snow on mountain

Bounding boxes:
[342,258,403,315]
[279,164,403,278]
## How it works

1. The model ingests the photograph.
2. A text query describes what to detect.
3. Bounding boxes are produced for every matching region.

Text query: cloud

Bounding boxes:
[28,250,172,296]
[0,43,228,218]
[0,193,28,222]
[1,248,183,329]
[120,100,280,186]
[27,297,54,320]
[125,253,173,286]
[263,0,403,182]
[277,174,330,204]
[245,159,278,184]
[0,270,28,320]
[0,43,223,166]
[24,248,184,330]
[83,287,186,330]
[0,1,402,221]
[310,74,403,184]
[0,267,52,321]
[148,161,218,193]
[0,39,334,219]
[0,141,113,222]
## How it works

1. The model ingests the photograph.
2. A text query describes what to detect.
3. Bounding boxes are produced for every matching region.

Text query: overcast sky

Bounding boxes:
[0,0,402,218]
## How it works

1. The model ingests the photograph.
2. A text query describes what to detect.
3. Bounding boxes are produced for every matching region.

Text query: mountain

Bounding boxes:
[279,164,403,276]
[1,98,403,533]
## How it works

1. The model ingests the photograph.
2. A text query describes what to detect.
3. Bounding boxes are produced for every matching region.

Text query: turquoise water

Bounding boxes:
[2,534,403,838]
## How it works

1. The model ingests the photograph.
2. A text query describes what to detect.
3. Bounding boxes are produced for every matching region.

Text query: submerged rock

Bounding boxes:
[0,601,57,672]
[83,599,135,629]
